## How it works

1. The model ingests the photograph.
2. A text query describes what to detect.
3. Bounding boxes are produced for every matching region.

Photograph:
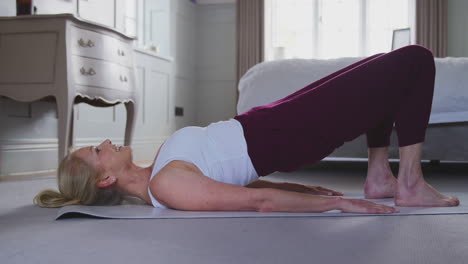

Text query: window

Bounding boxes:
[264,0,411,60]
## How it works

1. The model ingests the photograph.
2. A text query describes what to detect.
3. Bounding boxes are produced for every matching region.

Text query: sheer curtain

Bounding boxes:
[415,0,448,57]
[264,0,411,60]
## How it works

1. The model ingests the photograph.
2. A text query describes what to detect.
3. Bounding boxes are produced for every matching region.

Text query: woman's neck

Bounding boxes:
[121,145,162,205]
[119,164,154,205]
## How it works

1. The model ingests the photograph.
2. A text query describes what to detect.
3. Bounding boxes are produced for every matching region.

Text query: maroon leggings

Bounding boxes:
[234,45,436,176]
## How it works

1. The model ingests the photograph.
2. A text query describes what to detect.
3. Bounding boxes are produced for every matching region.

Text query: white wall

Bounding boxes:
[195,3,237,126]
[173,0,198,129]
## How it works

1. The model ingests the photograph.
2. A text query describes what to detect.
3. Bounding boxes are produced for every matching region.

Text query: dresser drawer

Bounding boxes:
[0,32,56,83]
[70,26,133,67]
[72,56,134,92]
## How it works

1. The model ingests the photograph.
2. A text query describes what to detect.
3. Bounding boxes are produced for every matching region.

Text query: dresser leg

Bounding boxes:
[124,101,136,146]
[57,102,74,164]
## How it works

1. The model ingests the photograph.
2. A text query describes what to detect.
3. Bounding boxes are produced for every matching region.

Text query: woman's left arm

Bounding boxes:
[245,180,343,196]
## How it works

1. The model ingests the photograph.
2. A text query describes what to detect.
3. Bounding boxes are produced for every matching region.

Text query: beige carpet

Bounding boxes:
[1,161,467,264]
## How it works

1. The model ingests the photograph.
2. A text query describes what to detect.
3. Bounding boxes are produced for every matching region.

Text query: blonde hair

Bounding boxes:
[34,153,123,208]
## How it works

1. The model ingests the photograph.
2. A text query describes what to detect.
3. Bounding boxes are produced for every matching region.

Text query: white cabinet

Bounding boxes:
[33,0,78,15]
[77,0,115,28]
[116,0,137,37]
[140,0,171,58]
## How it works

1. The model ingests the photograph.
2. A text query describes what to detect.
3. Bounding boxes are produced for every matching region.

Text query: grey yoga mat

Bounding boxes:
[56,192,467,220]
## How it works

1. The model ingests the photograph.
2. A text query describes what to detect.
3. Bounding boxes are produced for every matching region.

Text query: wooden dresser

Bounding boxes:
[0,14,138,164]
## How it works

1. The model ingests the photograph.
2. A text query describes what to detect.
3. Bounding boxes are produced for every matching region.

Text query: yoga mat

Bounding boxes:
[56,192,466,220]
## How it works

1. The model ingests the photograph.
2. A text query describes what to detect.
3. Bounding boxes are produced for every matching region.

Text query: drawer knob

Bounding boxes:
[78,38,95,48]
[88,68,96,75]
[120,75,128,82]
[80,67,96,76]
[87,40,95,47]
[78,38,87,47]
[118,49,126,56]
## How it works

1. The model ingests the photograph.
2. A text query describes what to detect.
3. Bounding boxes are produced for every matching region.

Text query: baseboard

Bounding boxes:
[0,136,167,178]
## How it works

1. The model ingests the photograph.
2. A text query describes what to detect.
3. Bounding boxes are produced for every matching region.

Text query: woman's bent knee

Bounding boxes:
[396,45,435,75]
[399,44,434,59]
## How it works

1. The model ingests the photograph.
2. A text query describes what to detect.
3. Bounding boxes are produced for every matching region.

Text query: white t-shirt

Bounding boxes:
[148,119,259,208]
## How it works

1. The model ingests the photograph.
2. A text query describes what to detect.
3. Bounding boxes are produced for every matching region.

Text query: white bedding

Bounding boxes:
[237,57,468,124]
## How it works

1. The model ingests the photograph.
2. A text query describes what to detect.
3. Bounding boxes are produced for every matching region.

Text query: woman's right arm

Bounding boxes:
[150,161,398,214]
[257,188,398,213]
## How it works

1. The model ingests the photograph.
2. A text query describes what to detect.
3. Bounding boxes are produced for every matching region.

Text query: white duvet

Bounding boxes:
[237,57,468,124]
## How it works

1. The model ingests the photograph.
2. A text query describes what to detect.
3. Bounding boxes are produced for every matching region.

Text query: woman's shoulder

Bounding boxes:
[162,160,201,173]
[148,160,206,208]
[151,160,203,187]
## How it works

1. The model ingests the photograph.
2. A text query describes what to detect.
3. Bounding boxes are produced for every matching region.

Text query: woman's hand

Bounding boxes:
[285,183,400,214]
[339,198,399,214]
[282,182,344,196]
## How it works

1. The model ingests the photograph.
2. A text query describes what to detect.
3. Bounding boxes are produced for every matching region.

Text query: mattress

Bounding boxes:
[237,57,468,124]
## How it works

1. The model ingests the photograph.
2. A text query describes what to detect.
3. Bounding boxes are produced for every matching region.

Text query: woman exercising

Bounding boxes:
[35,45,459,214]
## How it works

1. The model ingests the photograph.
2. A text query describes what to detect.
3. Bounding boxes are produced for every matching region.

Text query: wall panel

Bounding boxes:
[195,3,237,126]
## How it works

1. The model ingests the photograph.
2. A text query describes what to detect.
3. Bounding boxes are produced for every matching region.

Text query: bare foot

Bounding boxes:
[395,173,460,207]
[364,167,397,199]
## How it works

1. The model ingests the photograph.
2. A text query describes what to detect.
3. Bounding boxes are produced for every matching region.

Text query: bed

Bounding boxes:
[237,57,468,162]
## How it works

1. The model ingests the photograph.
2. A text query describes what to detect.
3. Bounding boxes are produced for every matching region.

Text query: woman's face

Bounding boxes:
[73,139,133,175]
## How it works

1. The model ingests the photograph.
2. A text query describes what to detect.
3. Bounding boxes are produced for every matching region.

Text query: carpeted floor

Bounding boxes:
[0,161,467,264]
